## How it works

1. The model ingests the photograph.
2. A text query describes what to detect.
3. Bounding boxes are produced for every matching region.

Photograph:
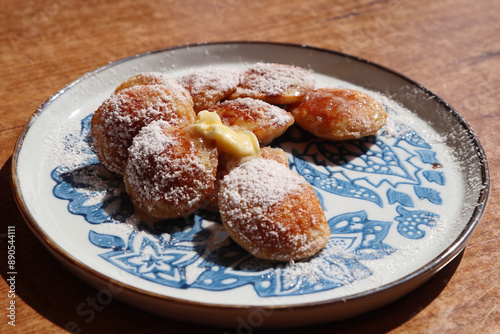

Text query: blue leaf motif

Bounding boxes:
[423,170,446,185]
[329,211,369,233]
[387,188,414,207]
[89,230,126,250]
[395,206,439,239]
[358,220,393,250]
[416,150,439,165]
[414,186,443,205]
[313,188,326,210]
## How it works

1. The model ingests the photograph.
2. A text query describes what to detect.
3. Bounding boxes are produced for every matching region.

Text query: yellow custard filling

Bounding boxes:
[192,110,260,160]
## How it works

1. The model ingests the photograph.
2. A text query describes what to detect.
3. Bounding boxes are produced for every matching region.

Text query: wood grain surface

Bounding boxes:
[1,0,499,333]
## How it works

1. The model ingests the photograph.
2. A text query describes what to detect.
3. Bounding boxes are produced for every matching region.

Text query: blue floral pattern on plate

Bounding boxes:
[52,108,444,297]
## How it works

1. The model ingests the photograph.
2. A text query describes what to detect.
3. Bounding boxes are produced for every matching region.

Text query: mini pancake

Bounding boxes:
[229,62,316,105]
[178,67,240,112]
[91,83,195,175]
[124,120,218,219]
[288,87,387,141]
[208,97,294,145]
[258,146,289,166]
[114,72,183,94]
[218,158,329,261]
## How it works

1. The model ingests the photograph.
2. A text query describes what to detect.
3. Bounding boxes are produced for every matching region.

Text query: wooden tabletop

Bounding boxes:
[1,0,499,333]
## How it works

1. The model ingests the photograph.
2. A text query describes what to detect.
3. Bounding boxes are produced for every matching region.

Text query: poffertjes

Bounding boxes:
[114,72,182,94]
[178,67,240,112]
[91,83,195,175]
[229,62,315,105]
[288,87,387,141]
[124,120,218,219]
[218,158,329,261]
[208,97,294,145]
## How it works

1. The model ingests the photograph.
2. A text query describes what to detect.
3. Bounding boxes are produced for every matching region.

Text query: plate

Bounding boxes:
[11,42,489,328]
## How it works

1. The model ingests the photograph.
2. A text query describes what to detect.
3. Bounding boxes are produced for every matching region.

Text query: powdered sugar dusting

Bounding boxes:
[224,97,293,127]
[125,120,215,213]
[115,72,183,93]
[220,158,305,219]
[178,67,240,111]
[236,62,316,96]
[210,97,294,145]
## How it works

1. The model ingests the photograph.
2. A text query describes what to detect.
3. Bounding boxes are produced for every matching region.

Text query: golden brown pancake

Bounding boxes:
[218,158,329,261]
[208,97,294,145]
[178,67,240,112]
[91,83,195,175]
[229,62,315,105]
[289,87,387,141]
[124,120,218,219]
[114,72,184,94]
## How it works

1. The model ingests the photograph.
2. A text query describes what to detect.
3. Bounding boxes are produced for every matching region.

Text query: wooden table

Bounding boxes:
[1,0,499,332]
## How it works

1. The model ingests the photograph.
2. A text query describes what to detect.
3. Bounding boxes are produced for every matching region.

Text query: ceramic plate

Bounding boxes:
[12,42,489,328]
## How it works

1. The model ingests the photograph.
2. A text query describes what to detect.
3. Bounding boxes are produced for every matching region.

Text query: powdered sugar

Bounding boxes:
[115,72,184,93]
[219,159,305,247]
[235,62,316,97]
[223,97,293,126]
[211,97,294,145]
[220,158,305,217]
[177,67,240,111]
